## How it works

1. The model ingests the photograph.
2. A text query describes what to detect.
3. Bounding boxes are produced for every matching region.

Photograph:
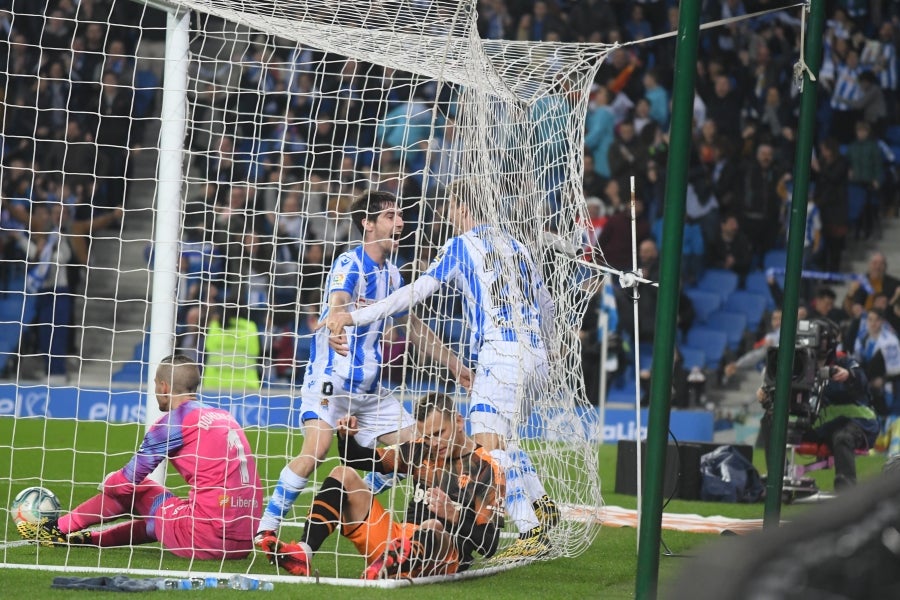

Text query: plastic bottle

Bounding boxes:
[204,577,231,589]
[154,578,205,590]
[228,574,274,591]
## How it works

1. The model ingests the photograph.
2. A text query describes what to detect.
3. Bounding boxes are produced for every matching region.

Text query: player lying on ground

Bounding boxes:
[18,354,263,559]
[259,392,505,578]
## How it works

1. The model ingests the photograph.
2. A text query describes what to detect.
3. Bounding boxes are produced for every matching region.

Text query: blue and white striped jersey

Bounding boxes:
[879,42,897,90]
[424,225,552,356]
[831,64,862,110]
[304,245,405,394]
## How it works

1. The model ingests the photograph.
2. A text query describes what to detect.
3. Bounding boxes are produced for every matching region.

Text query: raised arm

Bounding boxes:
[103,417,179,498]
[355,275,442,327]
[335,416,414,474]
[402,313,473,389]
[320,275,442,354]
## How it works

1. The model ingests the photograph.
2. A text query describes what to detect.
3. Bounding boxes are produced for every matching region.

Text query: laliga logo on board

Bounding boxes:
[18,390,51,418]
[542,409,588,443]
[603,421,648,443]
[0,395,15,416]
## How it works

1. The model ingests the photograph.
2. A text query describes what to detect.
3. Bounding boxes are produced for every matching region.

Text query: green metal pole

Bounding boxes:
[763,0,826,528]
[635,2,701,598]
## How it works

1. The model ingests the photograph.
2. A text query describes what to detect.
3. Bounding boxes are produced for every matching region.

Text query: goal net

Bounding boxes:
[1,0,608,584]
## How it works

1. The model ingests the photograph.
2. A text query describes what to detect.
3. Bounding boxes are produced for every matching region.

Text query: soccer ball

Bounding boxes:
[11,486,61,525]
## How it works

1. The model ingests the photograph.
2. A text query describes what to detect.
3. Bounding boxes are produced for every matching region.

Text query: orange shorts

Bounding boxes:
[343,498,459,575]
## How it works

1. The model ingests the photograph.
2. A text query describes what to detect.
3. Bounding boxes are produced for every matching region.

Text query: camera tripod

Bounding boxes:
[781,442,834,503]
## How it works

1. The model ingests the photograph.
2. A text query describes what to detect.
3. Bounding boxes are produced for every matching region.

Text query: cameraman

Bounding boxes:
[758,318,878,491]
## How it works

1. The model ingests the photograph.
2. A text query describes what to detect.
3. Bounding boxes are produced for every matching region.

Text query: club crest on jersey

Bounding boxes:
[320,398,329,409]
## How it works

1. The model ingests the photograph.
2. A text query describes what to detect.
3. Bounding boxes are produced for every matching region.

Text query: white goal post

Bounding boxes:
[0,0,609,583]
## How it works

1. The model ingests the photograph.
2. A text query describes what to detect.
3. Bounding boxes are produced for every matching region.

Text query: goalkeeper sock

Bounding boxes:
[258,466,307,533]
[91,519,153,547]
[490,449,540,533]
[303,476,347,553]
[510,447,548,502]
[59,492,129,533]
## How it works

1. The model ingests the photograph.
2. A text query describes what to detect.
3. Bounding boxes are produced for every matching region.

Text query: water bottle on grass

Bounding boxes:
[228,575,274,591]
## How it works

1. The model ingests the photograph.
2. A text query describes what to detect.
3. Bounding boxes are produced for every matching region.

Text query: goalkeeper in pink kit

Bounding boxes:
[17,354,263,559]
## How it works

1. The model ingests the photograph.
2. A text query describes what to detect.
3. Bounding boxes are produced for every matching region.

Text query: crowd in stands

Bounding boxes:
[550,0,900,408]
[2,1,900,407]
[0,1,161,380]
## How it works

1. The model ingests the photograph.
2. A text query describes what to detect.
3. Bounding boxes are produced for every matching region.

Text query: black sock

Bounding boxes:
[301,477,347,553]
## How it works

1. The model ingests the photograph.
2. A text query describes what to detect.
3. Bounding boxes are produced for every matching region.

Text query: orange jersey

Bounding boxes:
[339,434,505,562]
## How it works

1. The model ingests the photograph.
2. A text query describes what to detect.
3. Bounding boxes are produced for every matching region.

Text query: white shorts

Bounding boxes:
[468,342,549,439]
[299,382,414,449]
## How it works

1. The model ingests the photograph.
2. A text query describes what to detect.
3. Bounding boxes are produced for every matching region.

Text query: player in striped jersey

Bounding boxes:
[18,354,263,559]
[256,191,472,572]
[323,178,560,559]
[267,392,504,578]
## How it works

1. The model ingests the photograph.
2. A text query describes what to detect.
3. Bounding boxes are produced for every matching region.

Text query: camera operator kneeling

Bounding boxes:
[758,319,879,491]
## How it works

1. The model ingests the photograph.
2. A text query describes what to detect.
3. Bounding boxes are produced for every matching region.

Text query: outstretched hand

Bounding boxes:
[315,311,355,356]
[454,364,474,390]
[336,415,359,437]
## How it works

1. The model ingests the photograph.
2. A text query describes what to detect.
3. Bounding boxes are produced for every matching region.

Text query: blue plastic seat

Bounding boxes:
[706,310,748,353]
[111,362,147,383]
[885,124,900,146]
[724,290,768,333]
[678,346,707,371]
[684,327,728,371]
[763,249,787,271]
[684,288,722,323]
[744,270,778,312]
[696,268,739,303]
[133,69,159,119]
[607,387,638,405]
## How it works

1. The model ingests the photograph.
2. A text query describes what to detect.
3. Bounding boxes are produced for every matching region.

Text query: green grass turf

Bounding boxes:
[0,417,887,598]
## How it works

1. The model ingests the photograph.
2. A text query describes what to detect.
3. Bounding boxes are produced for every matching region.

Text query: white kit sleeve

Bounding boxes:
[351,275,442,326]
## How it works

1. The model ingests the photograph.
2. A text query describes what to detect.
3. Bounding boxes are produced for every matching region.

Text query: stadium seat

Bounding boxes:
[133,335,150,361]
[678,346,706,371]
[744,270,778,312]
[706,310,748,353]
[684,327,728,371]
[0,322,22,376]
[847,183,867,223]
[763,249,787,271]
[607,387,638,405]
[885,124,900,146]
[724,290,768,333]
[133,69,159,119]
[111,363,146,383]
[684,288,722,323]
[696,268,739,303]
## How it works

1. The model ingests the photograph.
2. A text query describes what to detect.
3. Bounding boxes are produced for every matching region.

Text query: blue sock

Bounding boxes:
[258,466,307,533]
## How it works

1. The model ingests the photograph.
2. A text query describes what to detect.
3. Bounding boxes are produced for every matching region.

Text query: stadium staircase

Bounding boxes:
[72,129,157,387]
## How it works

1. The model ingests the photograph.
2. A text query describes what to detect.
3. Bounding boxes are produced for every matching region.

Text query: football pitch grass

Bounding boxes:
[0,417,888,598]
